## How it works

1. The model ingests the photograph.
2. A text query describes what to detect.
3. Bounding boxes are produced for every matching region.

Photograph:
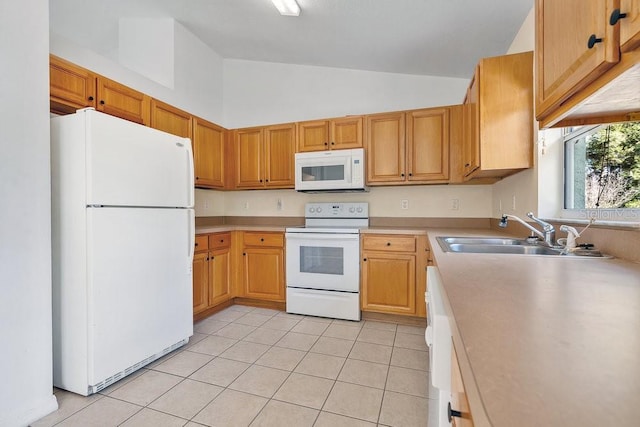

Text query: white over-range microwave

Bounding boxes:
[294,148,368,192]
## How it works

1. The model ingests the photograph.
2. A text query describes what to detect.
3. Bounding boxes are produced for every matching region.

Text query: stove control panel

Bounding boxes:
[305,202,369,218]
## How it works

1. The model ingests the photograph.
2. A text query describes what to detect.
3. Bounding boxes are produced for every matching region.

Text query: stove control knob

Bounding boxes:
[356,207,363,213]
[309,207,316,213]
[349,207,355,213]
[316,207,323,213]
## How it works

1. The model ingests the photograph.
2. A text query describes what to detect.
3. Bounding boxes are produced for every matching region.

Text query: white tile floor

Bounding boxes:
[33,305,437,427]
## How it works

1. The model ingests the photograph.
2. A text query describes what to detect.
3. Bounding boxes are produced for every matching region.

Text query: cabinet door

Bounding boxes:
[407,108,449,182]
[298,120,330,152]
[194,118,225,188]
[242,248,285,301]
[209,248,231,306]
[150,99,192,138]
[264,124,296,188]
[96,76,150,125]
[361,252,416,314]
[49,55,96,114]
[535,0,619,118]
[463,75,480,177]
[235,128,264,188]
[451,345,475,426]
[192,251,209,314]
[619,0,640,52]
[365,113,406,183]
[331,116,363,149]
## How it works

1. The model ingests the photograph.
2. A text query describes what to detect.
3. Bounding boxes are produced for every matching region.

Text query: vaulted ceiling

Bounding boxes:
[50,0,532,78]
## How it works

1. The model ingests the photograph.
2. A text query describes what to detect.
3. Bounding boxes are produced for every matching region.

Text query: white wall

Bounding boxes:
[491,6,539,219]
[222,59,470,128]
[0,1,58,425]
[50,19,224,124]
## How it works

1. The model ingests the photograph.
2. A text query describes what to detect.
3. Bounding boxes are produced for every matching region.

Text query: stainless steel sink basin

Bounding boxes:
[445,243,562,255]
[436,236,611,258]
[439,237,528,246]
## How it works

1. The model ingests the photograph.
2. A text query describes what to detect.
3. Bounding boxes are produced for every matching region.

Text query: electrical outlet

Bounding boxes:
[204,200,209,209]
[401,199,409,210]
[451,198,459,211]
[512,195,517,211]
[276,198,283,211]
[243,201,249,210]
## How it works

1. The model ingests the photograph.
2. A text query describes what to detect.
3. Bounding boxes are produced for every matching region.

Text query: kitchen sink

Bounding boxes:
[436,237,611,258]
[445,243,562,255]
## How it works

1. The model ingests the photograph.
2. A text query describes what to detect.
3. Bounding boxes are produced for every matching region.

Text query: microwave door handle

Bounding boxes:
[345,157,352,183]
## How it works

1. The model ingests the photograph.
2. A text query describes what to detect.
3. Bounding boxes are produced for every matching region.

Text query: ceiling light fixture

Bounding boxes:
[271,0,300,16]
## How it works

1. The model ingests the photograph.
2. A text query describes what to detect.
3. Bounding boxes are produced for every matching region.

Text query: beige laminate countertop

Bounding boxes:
[427,229,640,427]
[195,225,288,234]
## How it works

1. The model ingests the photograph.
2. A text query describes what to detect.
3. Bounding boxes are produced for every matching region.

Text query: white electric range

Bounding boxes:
[285,202,369,321]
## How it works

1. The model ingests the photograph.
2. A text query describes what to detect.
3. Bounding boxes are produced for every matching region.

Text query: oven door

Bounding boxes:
[285,232,360,292]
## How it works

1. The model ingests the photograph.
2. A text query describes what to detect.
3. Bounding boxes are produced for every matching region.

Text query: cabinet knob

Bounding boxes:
[331,142,335,145]
[195,242,198,247]
[363,258,367,261]
[266,179,269,182]
[464,163,470,167]
[587,34,603,49]
[260,179,263,183]
[196,176,200,180]
[408,173,413,177]
[206,257,209,261]
[386,242,391,246]
[324,142,328,146]
[100,100,105,105]
[243,253,246,256]
[211,256,214,260]
[220,239,224,243]
[448,402,463,423]
[610,8,628,25]
[260,238,264,242]
[401,173,405,177]
[88,96,94,101]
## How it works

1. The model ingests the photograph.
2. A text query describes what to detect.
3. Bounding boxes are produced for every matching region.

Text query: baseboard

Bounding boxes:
[2,393,58,427]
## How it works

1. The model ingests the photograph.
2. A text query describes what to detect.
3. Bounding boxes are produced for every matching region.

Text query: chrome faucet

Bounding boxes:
[499,212,557,247]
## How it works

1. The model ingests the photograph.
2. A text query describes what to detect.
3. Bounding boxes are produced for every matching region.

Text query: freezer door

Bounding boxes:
[85,110,194,208]
[86,207,194,385]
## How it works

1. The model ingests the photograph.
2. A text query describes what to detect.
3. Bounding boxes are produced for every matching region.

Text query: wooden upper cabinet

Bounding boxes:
[536,0,619,119]
[331,116,363,150]
[193,117,226,189]
[463,75,480,178]
[406,108,449,182]
[298,120,329,152]
[96,76,150,125]
[150,99,192,138]
[366,112,406,183]
[620,0,640,52]
[533,0,640,126]
[298,117,363,152]
[233,124,295,190]
[366,108,449,185]
[235,128,264,188]
[264,123,296,188]
[49,55,96,114]
[456,52,533,181]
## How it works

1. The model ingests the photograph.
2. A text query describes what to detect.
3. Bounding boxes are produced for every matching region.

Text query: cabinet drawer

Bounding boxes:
[362,235,416,252]
[243,232,284,247]
[209,232,231,249]
[194,235,209,251]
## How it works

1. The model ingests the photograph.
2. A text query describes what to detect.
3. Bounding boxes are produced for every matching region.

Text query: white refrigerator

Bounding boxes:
[51,109,195,396]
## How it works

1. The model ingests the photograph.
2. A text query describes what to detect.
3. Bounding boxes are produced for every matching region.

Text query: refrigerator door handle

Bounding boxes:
[185,138,195,208]
[188,210,195,261]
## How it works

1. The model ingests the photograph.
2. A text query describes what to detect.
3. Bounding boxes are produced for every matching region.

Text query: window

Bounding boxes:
[564,122,640,220]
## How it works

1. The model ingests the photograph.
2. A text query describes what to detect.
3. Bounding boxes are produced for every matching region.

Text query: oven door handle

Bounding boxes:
[285,233,359,241]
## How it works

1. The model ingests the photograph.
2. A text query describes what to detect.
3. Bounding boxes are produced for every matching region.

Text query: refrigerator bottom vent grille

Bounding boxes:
[88,338,188,394]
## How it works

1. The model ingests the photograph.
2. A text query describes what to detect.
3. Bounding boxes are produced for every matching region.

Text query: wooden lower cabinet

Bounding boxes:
[193,232,232,316]
[240,232,285,301]
[361,234,428,317]
[451,343,474,427]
